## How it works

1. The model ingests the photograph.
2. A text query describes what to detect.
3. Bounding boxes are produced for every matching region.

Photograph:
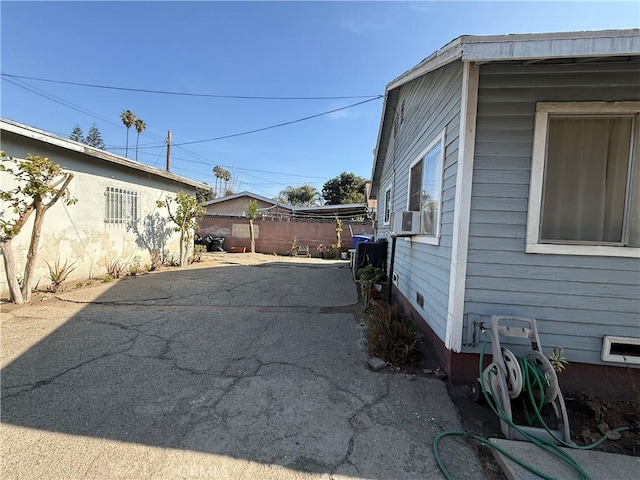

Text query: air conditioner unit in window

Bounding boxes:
[391,211,420,236]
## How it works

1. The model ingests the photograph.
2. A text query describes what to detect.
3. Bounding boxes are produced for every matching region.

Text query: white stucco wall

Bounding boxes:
[0,126,204,295]
[1,168,189,293]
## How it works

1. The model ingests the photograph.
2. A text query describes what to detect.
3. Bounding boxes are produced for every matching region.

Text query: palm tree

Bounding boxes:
[134,118,146,161]
[120,110,136,157]
[277,185,321,206]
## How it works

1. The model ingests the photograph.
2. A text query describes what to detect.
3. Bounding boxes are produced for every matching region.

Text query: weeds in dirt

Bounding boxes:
[366,301,421,365]
[102,274,114,283]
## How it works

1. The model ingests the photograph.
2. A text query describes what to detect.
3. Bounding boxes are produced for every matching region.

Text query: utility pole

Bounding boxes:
[166,130,171,172]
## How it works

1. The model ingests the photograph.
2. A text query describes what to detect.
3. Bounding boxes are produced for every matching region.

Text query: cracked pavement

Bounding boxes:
[1,255,485,479]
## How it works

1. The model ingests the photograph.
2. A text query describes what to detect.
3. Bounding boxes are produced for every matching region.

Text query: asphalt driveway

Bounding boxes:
[1,255,484,479]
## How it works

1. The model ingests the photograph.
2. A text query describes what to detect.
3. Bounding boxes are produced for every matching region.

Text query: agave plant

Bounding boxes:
[45,259,77,292]
[105,259,126,279]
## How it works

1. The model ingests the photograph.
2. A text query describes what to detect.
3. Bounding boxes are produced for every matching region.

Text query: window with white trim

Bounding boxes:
[408,131,445,239]
[527,102,639,257]
[104,186,139,225]
[383,186,392,225]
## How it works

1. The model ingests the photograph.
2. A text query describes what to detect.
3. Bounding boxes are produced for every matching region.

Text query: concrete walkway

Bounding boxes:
[1,255,484,479]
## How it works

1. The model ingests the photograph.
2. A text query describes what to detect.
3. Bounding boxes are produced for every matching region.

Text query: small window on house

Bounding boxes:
[104,187,139,225]
[408,131,445,238]
[383,186,392,225]
[527,102,640,257]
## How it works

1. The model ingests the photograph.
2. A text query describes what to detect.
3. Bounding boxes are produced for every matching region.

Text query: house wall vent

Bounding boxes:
[391,211,420,236]
[601,336,640,365]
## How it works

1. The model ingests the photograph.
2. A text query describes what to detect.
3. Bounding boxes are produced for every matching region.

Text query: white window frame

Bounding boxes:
[383,185,392,225]
[406,129,446,245]
[104,186,139,225]
[601,336,640,365]
[526,101,640,258]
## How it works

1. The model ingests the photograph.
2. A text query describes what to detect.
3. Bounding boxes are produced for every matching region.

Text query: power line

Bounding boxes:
[2,76,169,146]
[2,76,123,129]
[172,145,328,179]
[133,148,327,187]
[4,75,376,187]
[4,74,382,154]
[138,97,382,149]
[1,73,381,100]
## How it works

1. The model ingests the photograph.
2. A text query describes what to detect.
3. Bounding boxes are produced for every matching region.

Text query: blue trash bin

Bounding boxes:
[352,235,373,249]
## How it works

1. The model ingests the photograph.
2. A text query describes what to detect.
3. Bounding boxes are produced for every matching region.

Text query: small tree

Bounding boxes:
[85,123,105,149]
[0,152,76,303]
[246,199,258,254]
[69,125,84,143]
[157,192,204,267]
[322,172,366,205]
[335,216,343,249]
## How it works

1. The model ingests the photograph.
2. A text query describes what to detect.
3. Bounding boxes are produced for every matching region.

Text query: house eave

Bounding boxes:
[1,118,211,191]
[388,29,640,91]
[370,29,640,198]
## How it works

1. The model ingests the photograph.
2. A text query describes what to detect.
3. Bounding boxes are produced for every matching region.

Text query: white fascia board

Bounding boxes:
[385,30,639,94]
[1,119,209,191]
[388,41,463,91]
[1,120,84,153]
[462,32,640,62]
[371,89,399,198]
[445,62,479,353]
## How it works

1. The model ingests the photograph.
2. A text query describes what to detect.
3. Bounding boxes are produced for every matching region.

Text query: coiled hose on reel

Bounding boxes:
[432,332,633,480]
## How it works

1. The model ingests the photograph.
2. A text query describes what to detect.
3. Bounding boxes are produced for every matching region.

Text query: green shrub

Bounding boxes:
[192,244,207,263]
[358,264,385,284]
[102,274,114,283]
[366,302,421,365]
[127,256,141,276]
[324,244,338,259]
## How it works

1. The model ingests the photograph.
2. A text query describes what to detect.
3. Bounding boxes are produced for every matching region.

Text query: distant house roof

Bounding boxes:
[202,191,294,210]
[1,118,210,191]
[204,191,370,219]
[371,29,640,197]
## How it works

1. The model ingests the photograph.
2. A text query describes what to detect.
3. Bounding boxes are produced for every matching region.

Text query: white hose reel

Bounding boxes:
[475,316,572,445]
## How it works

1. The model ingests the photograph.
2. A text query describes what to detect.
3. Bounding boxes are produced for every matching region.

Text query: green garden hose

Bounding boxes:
[432,332,633,480]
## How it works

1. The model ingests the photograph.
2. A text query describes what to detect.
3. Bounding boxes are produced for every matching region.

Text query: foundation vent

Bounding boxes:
[601,336,640,365]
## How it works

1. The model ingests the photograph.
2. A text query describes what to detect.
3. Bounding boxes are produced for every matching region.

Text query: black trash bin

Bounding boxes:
[210,236,224,252]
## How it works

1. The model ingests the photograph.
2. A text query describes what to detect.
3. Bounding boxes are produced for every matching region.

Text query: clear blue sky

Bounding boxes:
[2,1,638,199]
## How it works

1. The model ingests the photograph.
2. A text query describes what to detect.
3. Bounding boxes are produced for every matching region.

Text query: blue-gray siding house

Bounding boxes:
[369,30,640,392]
